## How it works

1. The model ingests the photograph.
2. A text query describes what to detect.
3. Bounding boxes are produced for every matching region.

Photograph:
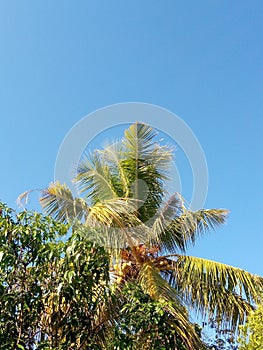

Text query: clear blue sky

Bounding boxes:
[0,1,263,275]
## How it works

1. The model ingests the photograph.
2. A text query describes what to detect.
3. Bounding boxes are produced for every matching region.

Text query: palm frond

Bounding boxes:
[40,181,88,223]
[123,122,156,157]
[157,208,228,253]
[75,151,118,203]
[84,198,149,251]
[149,193,183,248]
[99,142,130,197]
[86,198,140,227]
[170,255,263,330]
[122,122,173,185]
[121,122,174,222]
[137,262,205,349]
[123,122,173,171]
[138,261,177,301]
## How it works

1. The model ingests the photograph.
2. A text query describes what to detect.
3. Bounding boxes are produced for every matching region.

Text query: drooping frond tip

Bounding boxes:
[171,255,263,331]
[151,201,229,253]
[40,181,89,223]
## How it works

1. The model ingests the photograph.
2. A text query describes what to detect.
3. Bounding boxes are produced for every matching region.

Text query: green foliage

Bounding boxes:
[238,303,263,350]
[107,283,193,350]
[0,203,110,349]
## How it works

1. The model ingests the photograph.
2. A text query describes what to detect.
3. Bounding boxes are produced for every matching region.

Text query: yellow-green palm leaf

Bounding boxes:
[168,255,263,330]
[151,193,228,253]
[40,181,89,223]
[138,261,205,350]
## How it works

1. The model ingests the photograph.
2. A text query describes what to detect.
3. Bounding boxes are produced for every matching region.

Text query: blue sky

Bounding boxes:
[0,1,263,276]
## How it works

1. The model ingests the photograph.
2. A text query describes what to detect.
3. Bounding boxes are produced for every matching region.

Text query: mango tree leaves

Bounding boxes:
[0,203,110,349]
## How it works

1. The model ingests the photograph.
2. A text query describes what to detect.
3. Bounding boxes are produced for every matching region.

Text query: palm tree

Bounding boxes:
[40,122,263,349]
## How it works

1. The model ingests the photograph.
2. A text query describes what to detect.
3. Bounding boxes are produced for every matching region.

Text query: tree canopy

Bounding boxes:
[0,203,112,349]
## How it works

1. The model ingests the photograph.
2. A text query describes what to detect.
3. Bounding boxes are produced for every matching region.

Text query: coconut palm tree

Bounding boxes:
[40,122,263,349]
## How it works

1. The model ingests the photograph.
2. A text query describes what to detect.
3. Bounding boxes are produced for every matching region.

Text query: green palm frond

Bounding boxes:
[137,262,205,349]
[86,198,141,227]
[40,181,89,223]
[123,122,157,157]
[84,198,149,251]
[170,255,263,330]
[123,122,173,172]
[99,142,130,197]
[138,261,176,301]
[121,122,173,222]
[150,193,182,247]
[75,151,118,203]
[157,208,228,253]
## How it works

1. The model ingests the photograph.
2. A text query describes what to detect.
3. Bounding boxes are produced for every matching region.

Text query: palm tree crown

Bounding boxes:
[40,122,263,349]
